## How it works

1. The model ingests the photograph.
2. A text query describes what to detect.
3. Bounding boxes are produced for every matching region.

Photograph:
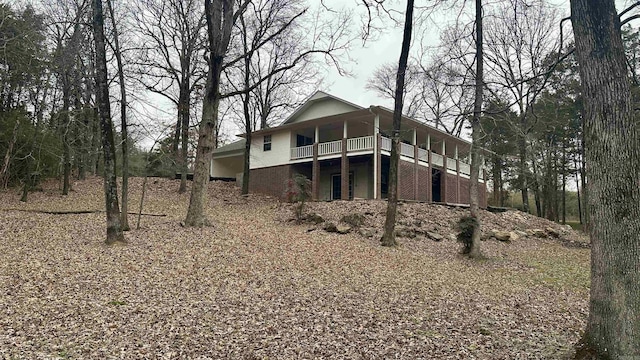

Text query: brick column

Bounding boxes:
[376,134,382,199]
[414,145,419,201]
[456,159,460,203]
[427,150,432,202]
[441,158,447,203]
[341,138,349,200]
[312,143,319,200]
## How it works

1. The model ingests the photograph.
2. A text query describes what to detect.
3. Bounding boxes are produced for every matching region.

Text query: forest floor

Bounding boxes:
[0,177,589,359]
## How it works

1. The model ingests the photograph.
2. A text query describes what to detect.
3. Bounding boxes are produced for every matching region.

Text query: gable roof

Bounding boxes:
[279,90,364,126]
[212,139,245,156]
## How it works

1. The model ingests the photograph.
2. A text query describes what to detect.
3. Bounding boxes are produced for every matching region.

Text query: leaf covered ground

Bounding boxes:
[0,177,589,359]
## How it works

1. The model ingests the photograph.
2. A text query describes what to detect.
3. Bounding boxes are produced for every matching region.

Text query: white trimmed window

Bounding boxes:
[263,135,272,151]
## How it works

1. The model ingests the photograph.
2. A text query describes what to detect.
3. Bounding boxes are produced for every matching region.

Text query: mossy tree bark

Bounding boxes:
[105,0,130,231]
[92,0,125,244]
[381,0,414,247]
[184,0,239,227]
[571,0,640,357]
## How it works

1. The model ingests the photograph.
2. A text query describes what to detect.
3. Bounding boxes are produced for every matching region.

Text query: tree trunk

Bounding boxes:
[62,83,71,196]
[106,0,130,231]
[93,0,125,245]
[242,132,251,195]
[0,118,20,189]
[562,143,566,224]
[571,0,640,357]
[575,157,583,225]
[381,0,414,247]
[178,82,190,194]
[184,0,235,227]
[518,134,530,213]
[466,0,483,259]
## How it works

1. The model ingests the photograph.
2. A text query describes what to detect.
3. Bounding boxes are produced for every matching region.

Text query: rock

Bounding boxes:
[491,229,512,242]
[396,226,416,238]
[546,227,560,238]
[426,231,444,242]
[448,233,457,241]
[336,224,352,234]
[305,213,325,224]
[359,228,375,238]
[509,231,519,241]
[515,230,528,238]
[323,222,338,233]
[527,229,547,237]
[340,213,365,228]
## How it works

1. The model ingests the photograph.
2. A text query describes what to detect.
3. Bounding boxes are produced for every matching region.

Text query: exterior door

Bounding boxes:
[331,173,354,200]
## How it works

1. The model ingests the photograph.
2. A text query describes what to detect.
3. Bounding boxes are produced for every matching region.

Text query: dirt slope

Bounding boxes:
[0,177,589,359]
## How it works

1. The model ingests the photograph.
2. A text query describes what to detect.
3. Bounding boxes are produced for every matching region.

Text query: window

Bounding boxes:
[263,135,272,151]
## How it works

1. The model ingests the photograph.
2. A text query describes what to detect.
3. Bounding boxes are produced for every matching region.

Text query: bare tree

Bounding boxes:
[105,0,130,230]
[466,0,483,259]
[226,0,353,195]
[571,0,640,357]
[92,0,125,244]
[381,0,414,247]
[483,0,559,213]
[184,0,248,227]
[131,0,207,193]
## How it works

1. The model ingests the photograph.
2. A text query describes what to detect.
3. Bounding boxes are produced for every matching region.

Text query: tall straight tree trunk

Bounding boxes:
[518,134,530,213]
[106,0,130,231]
[562,143,566,224]
[240,16,252,196]
[466,0,484,258]
[93,0,125,244]
[381,0,414,247]
[184,0,235,227]
[62,84,71,195]
[0,118,19,189]
[571,0,640,357]
[178,82,190,194]
[574,157,583,225]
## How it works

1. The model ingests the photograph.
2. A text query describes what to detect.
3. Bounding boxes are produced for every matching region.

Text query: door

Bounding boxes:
[331,173,354,200]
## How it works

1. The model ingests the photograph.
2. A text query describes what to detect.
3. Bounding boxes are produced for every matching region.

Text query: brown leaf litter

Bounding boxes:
[0,177,589,359]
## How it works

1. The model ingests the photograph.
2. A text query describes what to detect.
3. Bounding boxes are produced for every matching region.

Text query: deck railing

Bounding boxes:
[289,136,473,175]
[431,152,444,167]
[418,148,429,162]
[459,162,471,176]
[446,157,457,172]
[381,136,392,151]
[347,136,374,152]
[400,143,414,158]
[291,145,313,160]
[318,140,342,156]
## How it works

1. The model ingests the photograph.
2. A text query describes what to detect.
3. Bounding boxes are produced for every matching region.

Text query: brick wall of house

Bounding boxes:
[446,174,457,203]
[480,184,487,208]
[417,167,429,201]
[459,178,470,204]
[249,165,292,199]
[398,160,415,200]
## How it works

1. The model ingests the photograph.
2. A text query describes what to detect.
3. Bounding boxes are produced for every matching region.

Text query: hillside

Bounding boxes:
[0,177,589,359]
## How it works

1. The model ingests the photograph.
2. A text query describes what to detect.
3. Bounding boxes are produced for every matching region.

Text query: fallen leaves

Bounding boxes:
[0,177,589,359]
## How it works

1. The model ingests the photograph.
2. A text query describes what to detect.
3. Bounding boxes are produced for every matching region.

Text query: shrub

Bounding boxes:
[284,173,312,222]
[456,215,478,254]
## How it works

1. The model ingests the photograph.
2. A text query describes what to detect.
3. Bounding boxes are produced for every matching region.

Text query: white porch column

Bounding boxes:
[441,140,446,156]
[315,125,319,143]
[412,129,417,145]
[426,134,431,151]
[454,144,458,159]
[373,114,379,199]
[343,121,348,138]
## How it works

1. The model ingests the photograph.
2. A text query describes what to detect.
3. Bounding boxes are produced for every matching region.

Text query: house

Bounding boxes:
[210,91,488,207]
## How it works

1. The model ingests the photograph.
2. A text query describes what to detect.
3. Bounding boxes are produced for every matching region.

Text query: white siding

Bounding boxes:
[289,98,360,124]
[250,131,291,169]
[211,155,243,178]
